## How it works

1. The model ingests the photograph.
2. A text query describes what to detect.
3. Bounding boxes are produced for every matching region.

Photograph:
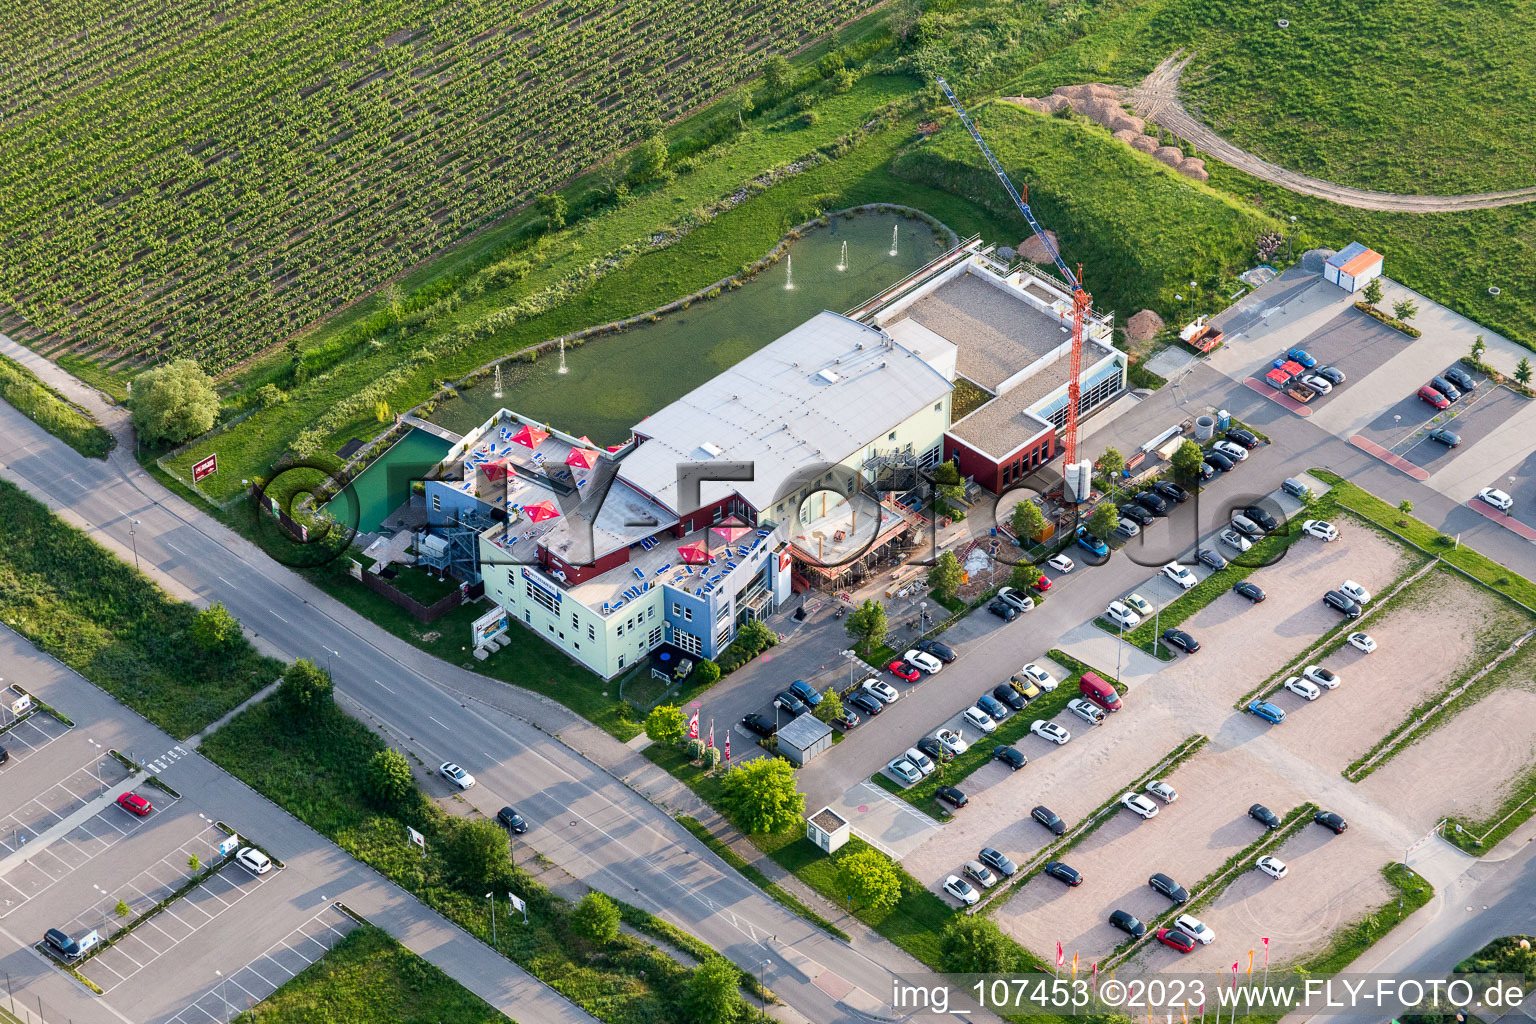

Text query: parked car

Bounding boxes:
[1284,676,1321,701]
[1245,505,1280,532]
[1032,805,1067,835]
[1249,804,1282,830]
[1418,384,1450,410]
[1019,663,1057,691]
[1314,365,1346,386]
[1303,665,1341,689]
[1199,548,1228,571]
[996,587,1035,613]
[774,690,810,715]
[236,847,273,874]
[863,678,900,704]
[963,706,998,734]
[787,679,822,707]
[439,762,476,789]
[903,650,944,675]
[1220,528,1252,553]
[1248,699,1287,724]
[1213,440,1249,463]
[1231,513,1265,538]
[1300,373,1333,395]
[1287,347,1317,368]
[1323,590,1362,618]
[963,860,998,888]
[936,785,968,808]
[1199,461,1219,482]
[993,745,1028,771]
[1119,503,1156,527]
[1048,553,1076,573]
[1030,720,1071,745]
[904,747,936,777]
[1428,428,1461,448]
[847,692,884,717]
[1155,481,1191,503]
[976,695,1010,721]
[993,684,1027,711]
[988,599,1018,621]
[979,847,1018,877]
[1030,574,1052,591]
[1282,477,1311,499]
[1145,780,1178,803]
[1256,855,1289,880]
[934,728,969,757]
[1123,593,1153,617]
[1076,525,1110,557]
[1156,928,1197,954]
[1149,872,1190,903]
[0,746,7,765]
[1121,792,1159,819]
[1430,376,1462,402]
[832,709,860,731]
[943,875,979,906]
[1233,580,1266,603]
[741,713,776,738]
[44,929,83,960]
[1206,450,1236,472]
[1066,699,1106,725]
[116,792,153,817]
[1161,562,1198,590]
[915,639,957,663]
[1315,810,1349,834]
[1444,366,1476,392]
[887,758,922,785]
[1105,601,1141,629]
[1115,516,1144,540]
[1045,861,1083,887]
[1347,632,1378,654]
[497,807,529,833]
[1135,490,1171,516]
[1011,676,1042,703]
[1477,487,1514,512]
[886,660,921,683]
[1339,579,1372,604]
[1161,628,1200,654]
[1225,427,1259,449]
[1080,673,1122,712]
[1175,914,1216,945]
[1109,910,1146,938]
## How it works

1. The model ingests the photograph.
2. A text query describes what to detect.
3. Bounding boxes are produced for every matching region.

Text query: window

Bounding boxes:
[716,622,732,648]
[647,606,655,621]
[571,613,579,630]
[672,602,681,616]
[934,402,943,412]
[619,654,625,668]
[648,626,663,647]
[675,631,702,656]
[524,578,558,614]
[587,623,595,641]
[617,623,624,637]
[888,431,897,441]
[712,506,724,523]
[431,493,441,512]
[683,607,693,622]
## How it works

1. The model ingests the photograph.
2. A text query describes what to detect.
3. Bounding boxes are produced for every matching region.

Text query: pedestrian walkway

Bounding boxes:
[1349,435,1430,481]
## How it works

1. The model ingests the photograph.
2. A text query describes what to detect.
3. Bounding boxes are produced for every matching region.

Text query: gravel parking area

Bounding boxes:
[994,746,1308,962]
[1264,571,1532,773]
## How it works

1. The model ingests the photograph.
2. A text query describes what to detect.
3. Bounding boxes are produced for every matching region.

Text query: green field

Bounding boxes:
[235,925,506,1024]
[0,0,881,372]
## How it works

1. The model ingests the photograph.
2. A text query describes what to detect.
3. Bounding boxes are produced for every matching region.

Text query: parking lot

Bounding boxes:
[0,705,72,770]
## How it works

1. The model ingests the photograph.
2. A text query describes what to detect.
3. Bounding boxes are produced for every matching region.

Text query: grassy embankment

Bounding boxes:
[0,353,115,458]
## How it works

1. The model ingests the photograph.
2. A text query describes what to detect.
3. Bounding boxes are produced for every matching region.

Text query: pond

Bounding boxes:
[427,209,948,444]
[323,426,452,535]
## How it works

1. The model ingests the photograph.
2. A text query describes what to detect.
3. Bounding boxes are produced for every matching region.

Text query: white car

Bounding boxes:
[1347,632,1378,654]
[863,679,900,704]
[1283,676,1321,701]
[1161,562,1197,591]
[1300,373,1333,395]
[1048,554,1075,573]
[903,649,944,675]
[1174,913,1215,945]
[1477,487,1514,512]
[1030,720,1071,745]
[935,728,969,757]
[1123,593,1153,617]
[1219,528,1252,553]
[1339,580,1371,604]
[1105,601,1141,629]
[1303,665,1341,689]
[236,847,272,875]
[904,747,936,776]
[439,762,475,789]
[1121,792,1159,819]
[963,706,998,734]
[1212,440,1249,462]
[944,875,979,906]
[1066,699,1105,725]
[1302,519,1339,542]
[1256,855,1289,880]
[1019,663,1057,692]
[997,587,1035,613]
[1145,780,1178,803]
[887,758,922,785]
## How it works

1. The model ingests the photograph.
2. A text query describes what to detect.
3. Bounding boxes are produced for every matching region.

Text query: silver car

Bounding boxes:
[1066,699,1105,725]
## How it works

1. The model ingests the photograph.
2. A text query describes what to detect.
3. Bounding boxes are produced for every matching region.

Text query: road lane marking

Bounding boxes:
[165,540,186,555]
[371,678,395,693]
[429,715,448,729]
[216,576,237,589]
[270,610,289,623]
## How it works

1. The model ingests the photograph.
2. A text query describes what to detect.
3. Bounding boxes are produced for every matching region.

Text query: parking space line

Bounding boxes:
[260,953,296,977]
[241,962,276,987]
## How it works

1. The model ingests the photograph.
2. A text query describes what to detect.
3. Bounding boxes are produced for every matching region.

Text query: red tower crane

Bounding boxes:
[935,77,1094,476]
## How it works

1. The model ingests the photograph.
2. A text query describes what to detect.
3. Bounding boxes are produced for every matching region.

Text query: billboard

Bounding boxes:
[192,454,218,482]
[472,606,509,648]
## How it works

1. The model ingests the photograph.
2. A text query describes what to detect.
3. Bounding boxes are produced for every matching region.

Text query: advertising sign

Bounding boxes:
[472,606,509,648]
[192,454,218,482]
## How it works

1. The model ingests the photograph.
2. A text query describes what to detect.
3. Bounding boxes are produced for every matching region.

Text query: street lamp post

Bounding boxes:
[1287,215,1297,260]
[129,519,141,570]
[216,970,229,1020]
[324,647,339,676]
[487,892,497,946]
[759,959,771,1021]
[919,600,928,635]
[1188,280,1198,321]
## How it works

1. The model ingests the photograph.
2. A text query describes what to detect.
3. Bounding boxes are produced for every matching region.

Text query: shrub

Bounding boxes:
[190,602,241,652]
[443,817,513,891]
[690,659,721,687]
[128,358,218,446]
[645,705,687,745]
[277,659,334,726]
[686,738,706,760]
[570,892,621,945]
[365,749,416,809]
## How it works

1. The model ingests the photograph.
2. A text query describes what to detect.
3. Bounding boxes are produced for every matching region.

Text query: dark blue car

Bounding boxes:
[787,680,822,708]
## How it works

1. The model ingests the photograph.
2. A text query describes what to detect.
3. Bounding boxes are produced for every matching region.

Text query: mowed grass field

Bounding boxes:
[0,0,878,372]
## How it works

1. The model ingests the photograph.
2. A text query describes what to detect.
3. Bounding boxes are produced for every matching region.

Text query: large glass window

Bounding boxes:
[675,631,703,655]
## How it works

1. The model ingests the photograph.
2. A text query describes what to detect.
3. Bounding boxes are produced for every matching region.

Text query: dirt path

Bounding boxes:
[1128,53,1536,212]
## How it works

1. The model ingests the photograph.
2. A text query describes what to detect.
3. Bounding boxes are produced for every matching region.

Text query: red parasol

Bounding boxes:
[565,447,599,470]
[677,543,710,565]
[711,521,753,546]
[479,458,517,483]
[524,500,561,522]
[510,424,550,449]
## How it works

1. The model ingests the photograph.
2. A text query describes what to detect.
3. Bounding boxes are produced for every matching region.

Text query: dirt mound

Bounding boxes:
[1018,230,1060,265]
[1125,309,1166,341]
[1112,129,1142,144]
[1040,94,1071,113]
[1178,157,1209,181]
[1129,134,1159,154]
[996,245,1018,262]
[1005,96,1052,114]
[1153,145,1185,167]
[1106,112,1145,134]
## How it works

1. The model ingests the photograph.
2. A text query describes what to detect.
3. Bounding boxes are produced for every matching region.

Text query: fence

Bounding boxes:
[357,571,472,623]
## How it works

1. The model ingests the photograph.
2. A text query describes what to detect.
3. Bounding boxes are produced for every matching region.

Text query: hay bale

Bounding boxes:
[1018,230,1060,265]
[1178,157,1209,181]
[1126,309,1166,342]
[1129,134,1159,154]
[1153,145,1185,167]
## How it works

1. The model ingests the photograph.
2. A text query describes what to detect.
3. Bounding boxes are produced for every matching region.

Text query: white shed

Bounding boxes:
[1323,243,1384,293]
[806,807,850,854]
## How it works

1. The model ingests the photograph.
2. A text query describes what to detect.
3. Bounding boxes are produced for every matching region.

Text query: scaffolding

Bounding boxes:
[416,507,496,583]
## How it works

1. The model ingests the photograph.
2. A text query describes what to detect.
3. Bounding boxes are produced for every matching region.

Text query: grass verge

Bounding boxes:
[0,353,115,459]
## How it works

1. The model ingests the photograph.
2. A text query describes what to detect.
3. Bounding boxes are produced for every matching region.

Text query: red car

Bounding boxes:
[1155,927,1196,953]
[1418,385,1449,410]
[116,792,153,817]
[1031,575,1052,592]
[887,660,922,682]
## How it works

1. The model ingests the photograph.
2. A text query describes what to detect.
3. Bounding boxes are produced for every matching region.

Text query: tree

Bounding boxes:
[761,54,793,97]
[1170,439,1205,481]
[1098,447,1126,478]
[128,358,218,446]
[730,87,754,130]
[844,598,888,653]
[1009,561,1041,591]
[1010,498,1048,544]
[1398,499,1414,516]
[836,847,902,912]
[736,618,776,654]
[932,460,962,486]
[570,891,621,945]
[941,918,1018,973]
[115,899,131,918]
[385,281,404,320]
[718,757,804,835]
[1362,277,1384,307]
[277,658,334,725]
[1392,297,1419,322]
[1088,501,1120,539]
[813,687,845,725]
[535,193,566,232]
[927,549,963,601]
[190,601,240,652]
[1471,334,1487,361]
[830,67,856,94]
[365,749,415,809]
[645,704,687,746]
[688,954,745,1024]
[188,854,201,873]
[254,383,286,409]
[627,135,668,184]
[690,659,721,687]
[1518,357,1534,386]
[446,817,513,890]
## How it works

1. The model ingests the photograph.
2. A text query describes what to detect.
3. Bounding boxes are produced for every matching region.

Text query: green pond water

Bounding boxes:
[427,209,947,444]
[324,427,452,534]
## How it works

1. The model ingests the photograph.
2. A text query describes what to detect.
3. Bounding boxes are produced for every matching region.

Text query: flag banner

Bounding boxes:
[724,735,731,763]
[1247,950,1255,975]
[1057,942,1065,967]
[707,720,714,750]
[688,711,699,739]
